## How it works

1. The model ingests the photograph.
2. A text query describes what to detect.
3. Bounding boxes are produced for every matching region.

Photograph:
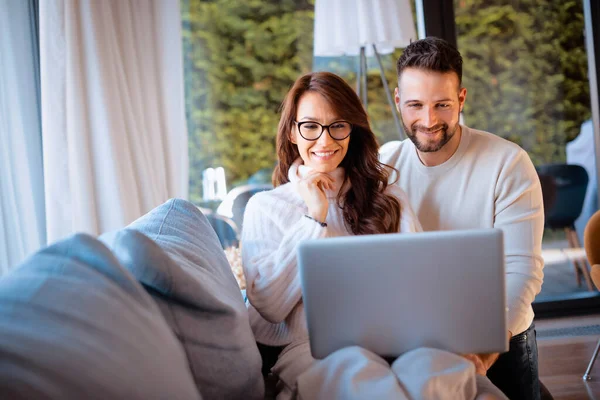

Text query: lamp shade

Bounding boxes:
[313,0,417,57]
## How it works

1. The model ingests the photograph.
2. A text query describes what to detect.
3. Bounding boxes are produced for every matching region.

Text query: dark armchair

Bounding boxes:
[537,163,593,290]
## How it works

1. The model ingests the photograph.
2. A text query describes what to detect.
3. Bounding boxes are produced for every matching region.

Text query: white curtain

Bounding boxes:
[40,0,189,243]
[0,0,47,273]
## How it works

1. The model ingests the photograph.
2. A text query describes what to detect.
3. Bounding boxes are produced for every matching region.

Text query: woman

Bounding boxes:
[242,72,506,400]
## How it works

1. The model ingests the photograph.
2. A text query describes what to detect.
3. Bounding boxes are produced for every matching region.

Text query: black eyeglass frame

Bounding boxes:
[293,120,353,141]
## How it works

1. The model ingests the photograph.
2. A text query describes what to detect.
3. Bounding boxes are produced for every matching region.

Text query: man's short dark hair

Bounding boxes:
[396,37,463,85]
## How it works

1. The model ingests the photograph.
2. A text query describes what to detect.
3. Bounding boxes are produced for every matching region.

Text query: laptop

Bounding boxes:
[297,229,507,359]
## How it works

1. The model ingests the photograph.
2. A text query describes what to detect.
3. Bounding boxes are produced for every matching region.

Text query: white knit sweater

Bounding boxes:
[241,160,422,346]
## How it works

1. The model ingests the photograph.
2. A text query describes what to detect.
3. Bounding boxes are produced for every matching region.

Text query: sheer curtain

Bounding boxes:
[0,0,46,273]
[40,0,189,243]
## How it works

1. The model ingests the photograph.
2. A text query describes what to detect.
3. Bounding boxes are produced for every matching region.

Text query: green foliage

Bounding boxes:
[182,0,314,204]
[455,0,591,165]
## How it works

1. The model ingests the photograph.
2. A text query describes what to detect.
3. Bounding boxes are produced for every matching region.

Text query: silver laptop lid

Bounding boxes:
[298,229,507,359]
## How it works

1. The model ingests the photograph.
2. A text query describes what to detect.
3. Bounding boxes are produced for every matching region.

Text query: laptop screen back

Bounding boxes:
[297,229,507,359]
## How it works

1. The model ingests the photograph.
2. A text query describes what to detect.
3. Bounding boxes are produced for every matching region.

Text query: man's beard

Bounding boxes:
[403,122,458,153]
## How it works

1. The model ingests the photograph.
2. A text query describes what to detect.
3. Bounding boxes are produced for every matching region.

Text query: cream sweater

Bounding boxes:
[380,125,544,336]
[242,160,422,346]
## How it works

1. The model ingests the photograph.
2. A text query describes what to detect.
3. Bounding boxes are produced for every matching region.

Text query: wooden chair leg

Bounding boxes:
[568,228,595,292]
[583,266,596,292]
[566,227,583,286]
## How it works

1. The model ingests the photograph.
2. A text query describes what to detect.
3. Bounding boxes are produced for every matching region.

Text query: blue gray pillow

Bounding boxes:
[0,233,200,400]
[101,198,264,400]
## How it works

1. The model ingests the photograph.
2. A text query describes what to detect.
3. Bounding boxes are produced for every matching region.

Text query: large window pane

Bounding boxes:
[455,0,595,299]
[182,0,315,207]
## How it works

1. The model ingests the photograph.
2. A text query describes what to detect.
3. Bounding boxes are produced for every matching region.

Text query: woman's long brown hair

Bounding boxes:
[273,72,401,235]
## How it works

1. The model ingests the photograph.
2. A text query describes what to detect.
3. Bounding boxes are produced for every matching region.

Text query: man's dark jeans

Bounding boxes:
[487,323,540,400]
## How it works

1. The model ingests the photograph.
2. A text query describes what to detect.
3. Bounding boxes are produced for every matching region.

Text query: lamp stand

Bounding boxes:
[356,46,368,107]
[355,45,405,140]
[373,44,404,140]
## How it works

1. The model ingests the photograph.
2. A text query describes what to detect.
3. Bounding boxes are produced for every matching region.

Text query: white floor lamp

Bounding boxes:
[314,0,417,139]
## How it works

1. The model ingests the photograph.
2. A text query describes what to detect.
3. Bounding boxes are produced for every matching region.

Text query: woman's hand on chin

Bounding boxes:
[297,171,333,224]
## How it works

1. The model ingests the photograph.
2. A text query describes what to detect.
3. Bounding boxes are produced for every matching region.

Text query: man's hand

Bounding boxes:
[461,331,512,375]
[461,353,499,376]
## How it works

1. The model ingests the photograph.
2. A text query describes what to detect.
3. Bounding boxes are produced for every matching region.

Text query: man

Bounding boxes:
[380,37,544,400]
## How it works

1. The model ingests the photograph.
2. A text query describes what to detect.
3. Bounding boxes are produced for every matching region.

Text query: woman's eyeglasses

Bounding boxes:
[294,120,352,141]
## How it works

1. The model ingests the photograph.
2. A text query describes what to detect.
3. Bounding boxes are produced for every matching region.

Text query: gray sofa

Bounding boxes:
[0,199,264,400]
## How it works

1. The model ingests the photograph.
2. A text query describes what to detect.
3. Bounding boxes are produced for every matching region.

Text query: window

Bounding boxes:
[182,0,416,209]
[454,0,595,301]
[182,0,316,207]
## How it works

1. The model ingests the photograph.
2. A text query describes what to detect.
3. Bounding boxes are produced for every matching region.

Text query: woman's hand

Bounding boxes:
[296,171,334,224]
